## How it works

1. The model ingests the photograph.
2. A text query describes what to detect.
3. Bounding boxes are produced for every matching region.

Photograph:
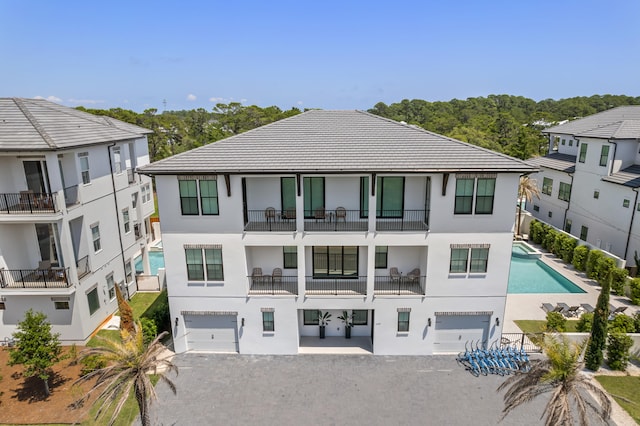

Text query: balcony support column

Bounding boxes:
[296,244,305,296]
[366,244,375,299]
[368,175,376,232]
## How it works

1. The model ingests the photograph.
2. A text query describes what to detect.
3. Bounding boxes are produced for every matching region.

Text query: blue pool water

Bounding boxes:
[134,251,165,275]
[508,250,585,294]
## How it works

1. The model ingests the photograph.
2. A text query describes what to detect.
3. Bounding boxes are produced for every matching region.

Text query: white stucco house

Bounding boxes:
[0,98,155,344]
[139,110,535,355]
[526,106,640,264]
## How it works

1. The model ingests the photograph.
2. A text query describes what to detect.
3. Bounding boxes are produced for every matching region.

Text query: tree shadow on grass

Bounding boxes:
[10,371,69,403]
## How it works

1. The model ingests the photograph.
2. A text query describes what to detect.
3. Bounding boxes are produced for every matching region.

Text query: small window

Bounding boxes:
[87,287,100,315]
[125,259,133,283]
[548,211,553,218]
[561,139,566,145]
[142,184,151,203]
[132,192,138,208]
[579,144,588,163]
[78,152,90,184]
[474,178,495,214]
[303,310,319,325]
[623,199,630,208]
[185,249,204,280]
[449,248,469,273]
[352,310,368,325]
[454,178,474,214]
[106,274,115,300]
[558,182,571,202]
[637,203,640,212]
[375,246,388,269]
[0,302,5,310]
[568,140,573,147]
[594,191,600,199]
[469,248,489,273]
[91,224,101,252]
[112,147,122,174]
[533,205,540,212]
[542,177,553,196]
[397,311,410,332]
[54,301,69,310]
[564,219,572,233]
[122,209,130,233]
[580,226,588,241]
[599,145,609,167]
[283,246,297,269]
[199,180,219,215]
[179,180,199,215]
[262,311,274,332]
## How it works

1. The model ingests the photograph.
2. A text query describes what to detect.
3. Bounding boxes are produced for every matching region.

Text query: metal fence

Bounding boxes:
[500,332,543,353]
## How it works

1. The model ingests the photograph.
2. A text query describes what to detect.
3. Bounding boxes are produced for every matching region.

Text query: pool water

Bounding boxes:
[508,252,585,294]
[512,245,531,255]
[134,251,165,275]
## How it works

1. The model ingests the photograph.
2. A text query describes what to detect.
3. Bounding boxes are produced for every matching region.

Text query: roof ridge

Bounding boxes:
[12,98,57,149]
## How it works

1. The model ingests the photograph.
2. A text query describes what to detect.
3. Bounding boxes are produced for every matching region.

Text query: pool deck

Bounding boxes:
[504,242,638,333]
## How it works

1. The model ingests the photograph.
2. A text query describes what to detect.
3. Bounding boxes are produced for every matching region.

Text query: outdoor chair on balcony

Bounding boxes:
[406,268,420,283]
[19,190,35,210]
[252,267,263,285]
[282,208,296,221]
[272,268,282,285]
[314,207,326,222]
[335,207,346,222]
[265,207,276,223]
[389,267,401,284]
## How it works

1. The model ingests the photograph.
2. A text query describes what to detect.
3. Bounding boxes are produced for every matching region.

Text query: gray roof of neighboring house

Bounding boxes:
[0,98,152,151]
[543,106,640,139]
[139,110,535,175]
[602,164,640,188]
[526,153,576,173]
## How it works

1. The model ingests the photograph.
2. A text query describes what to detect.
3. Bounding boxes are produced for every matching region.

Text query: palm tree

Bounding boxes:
[498,336,611,426]
[517,175,540,236]
[74,325,177,426]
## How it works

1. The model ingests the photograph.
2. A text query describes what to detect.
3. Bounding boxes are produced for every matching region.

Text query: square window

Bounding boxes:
[623,199,630,208]
[352,310,368,325]
[262,311,274,332]
[548,211,553,218]
[303,310,319,325]
[87,287,100,315]
[283,246,297,269]
[594,191,600,199]
[54,301,70,310]
[533,205,540,212]
[375,246,388,269]
[398,311,410,332]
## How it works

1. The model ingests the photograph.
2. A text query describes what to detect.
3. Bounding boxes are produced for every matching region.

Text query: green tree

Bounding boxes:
[74,323,177,426]
[7,309,65,395]
[585,271,611,370]
[498,336,611,426]
[517,175,540,236]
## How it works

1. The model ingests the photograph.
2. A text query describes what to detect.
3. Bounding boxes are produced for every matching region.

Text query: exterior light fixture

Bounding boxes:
[427,318,432,327]
[242,318,245,327]
[175,317,179,327]
[495,318,500,326]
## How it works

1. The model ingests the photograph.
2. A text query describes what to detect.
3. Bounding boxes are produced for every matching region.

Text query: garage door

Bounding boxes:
[433,314,490,354]
[184,314,239,353]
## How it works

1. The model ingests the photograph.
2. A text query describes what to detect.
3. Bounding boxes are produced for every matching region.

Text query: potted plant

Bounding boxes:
[337,310,353,339]
[318,311,331,339]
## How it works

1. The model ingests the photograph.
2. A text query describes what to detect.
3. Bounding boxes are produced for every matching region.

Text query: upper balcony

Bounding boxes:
[0,192,60,215]
[0,266,71,289]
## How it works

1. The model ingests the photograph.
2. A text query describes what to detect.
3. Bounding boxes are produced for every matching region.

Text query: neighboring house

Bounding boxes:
[526,106,640,264]
[139,110,534,355]
[0,98,155,344]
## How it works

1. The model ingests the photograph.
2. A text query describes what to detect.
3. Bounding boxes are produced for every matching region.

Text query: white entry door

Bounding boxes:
[433,314,490,354]
[184,314,239,353]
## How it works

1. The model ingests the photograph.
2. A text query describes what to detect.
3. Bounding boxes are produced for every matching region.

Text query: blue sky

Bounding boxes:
[1,0,639,112]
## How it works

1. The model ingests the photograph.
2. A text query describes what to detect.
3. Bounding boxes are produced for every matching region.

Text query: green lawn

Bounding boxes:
[514,319,580,333]
[596,376,640,423]
[151,192,159,219]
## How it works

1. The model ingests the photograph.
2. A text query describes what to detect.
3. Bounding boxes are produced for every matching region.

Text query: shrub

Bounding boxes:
[530,220,543,244]
[142,289,170,334]
[140,317,158,346]
[572,245,589,271]
[633,312,640,332]
[609,314,636,333]
[596,257,616,286]
[611,267,629,296]
[561,237,577,263]
[586,250,604,280]
[607,331,633,371]
[546,311,566,332]
[585,270,611,370]
[576,312,594,332]
[551,232,565,257]
[80,354,106,376]
[542,227,556,251]
[630,278,640,305]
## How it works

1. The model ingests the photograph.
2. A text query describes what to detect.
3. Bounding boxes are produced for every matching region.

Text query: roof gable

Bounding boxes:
[544,106,640,139]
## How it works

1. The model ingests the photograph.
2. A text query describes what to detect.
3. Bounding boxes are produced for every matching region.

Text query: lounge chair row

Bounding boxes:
[541,302,628,318]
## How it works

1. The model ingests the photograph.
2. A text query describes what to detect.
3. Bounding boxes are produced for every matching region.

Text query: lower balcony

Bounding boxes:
[305,276,367,296]
[0,267,71,289]
[374,275,425,296]
[248,275,298,295]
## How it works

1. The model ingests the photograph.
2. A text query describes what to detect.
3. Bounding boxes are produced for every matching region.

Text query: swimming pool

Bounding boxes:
[134,251,165,275]
[508,247,585,294]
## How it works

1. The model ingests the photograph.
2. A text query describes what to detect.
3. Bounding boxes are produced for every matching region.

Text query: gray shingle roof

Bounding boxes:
[0,98,151,151]
[526,153,576,173]
[543,106,640,139]
[140,110,535,175]
[602,164,640,188]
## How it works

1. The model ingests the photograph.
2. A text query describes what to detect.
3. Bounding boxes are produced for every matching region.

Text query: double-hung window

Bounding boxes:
[542,177,553,196]
[78,152,90,184]
[178,176,218,215]
[454,175,496,215]
[91,223,101,252]
[185,245,224,281]
[580,226,588,241]
[112,147,122,174]
[122,209,130,233]
[558,182,571,202]
[262,309,275,332]
[106,273,115,300]
[579,144,588,163]
[599,145,609,167]
[449,244,490,274]
[397,309,410,332]
[125,259,133,283]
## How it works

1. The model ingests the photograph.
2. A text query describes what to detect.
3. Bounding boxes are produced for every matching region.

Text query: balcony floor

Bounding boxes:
[298,336,373,354]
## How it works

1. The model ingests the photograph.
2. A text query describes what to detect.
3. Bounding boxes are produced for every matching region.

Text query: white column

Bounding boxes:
[366,244,376,300]
[297,243,305,297]
[368,175,376,232]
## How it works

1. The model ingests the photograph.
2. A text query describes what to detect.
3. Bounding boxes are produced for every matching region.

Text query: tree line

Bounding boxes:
[79,94,640,162]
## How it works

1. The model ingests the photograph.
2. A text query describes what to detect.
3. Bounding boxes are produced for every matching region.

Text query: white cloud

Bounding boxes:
[34,95,62,102]
[240,98,247,103]
[209,97,225,103]
[297,100,304,105]
[186,94,197,101]
[67,98,104,104]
